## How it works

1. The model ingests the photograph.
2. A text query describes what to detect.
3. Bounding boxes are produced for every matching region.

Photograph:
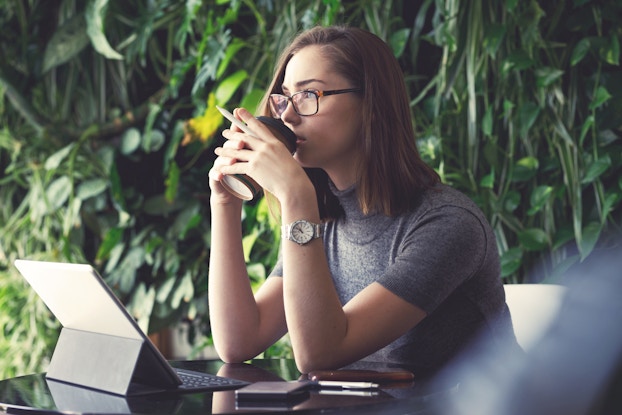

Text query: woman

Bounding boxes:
[208,25,519,374]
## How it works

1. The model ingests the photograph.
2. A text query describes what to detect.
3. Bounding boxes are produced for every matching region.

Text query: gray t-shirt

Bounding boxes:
[270,183,519,372]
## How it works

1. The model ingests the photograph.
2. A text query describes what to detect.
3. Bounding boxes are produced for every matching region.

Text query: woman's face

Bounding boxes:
[279,45,363,189]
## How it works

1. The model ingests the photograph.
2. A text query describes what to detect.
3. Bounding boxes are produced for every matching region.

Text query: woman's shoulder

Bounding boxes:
[418,183,482,212]
[403,183,492,234]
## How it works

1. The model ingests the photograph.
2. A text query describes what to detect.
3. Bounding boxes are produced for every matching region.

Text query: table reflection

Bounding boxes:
[0,359,447,414]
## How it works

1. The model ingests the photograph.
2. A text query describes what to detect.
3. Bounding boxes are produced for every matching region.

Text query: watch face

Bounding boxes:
[291,220,314,244]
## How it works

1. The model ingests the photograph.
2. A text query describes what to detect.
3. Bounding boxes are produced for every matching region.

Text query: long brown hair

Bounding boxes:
[259,26,440,220]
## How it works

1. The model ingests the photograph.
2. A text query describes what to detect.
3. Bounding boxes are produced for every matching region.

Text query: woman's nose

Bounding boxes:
[279,100,299,124]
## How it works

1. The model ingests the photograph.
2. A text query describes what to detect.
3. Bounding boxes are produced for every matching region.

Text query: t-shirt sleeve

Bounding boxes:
[377,205,491,314]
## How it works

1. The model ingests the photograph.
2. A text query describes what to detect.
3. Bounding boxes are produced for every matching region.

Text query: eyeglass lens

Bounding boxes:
[269,88,362,118]
[269,91,318,118]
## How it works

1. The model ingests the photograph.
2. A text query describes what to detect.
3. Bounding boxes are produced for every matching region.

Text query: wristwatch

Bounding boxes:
[282,219,323,245]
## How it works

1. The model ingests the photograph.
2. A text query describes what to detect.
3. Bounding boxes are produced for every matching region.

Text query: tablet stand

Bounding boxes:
[46,327,144,396]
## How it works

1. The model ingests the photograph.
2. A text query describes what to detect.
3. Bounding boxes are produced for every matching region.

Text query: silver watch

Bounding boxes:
[282,220,323,245]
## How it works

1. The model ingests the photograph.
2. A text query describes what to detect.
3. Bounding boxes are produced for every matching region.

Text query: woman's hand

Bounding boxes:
[208,129,246,207]
[213,108,307,202]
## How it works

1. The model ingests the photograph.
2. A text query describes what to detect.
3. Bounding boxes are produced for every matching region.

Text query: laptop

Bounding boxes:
[13,259,248,396]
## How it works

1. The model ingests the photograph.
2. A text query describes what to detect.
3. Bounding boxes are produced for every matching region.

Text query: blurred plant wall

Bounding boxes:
[1,0,620,378]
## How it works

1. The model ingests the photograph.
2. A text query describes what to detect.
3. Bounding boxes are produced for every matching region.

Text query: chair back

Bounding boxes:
[504,284,567,350]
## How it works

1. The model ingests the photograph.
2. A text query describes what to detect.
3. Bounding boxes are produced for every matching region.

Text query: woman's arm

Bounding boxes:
[208,202,287,362]
[279,191,427,373]
[207,119,287,363]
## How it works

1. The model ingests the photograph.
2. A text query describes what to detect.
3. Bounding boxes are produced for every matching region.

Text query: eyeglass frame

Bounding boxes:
[269,88,363,118]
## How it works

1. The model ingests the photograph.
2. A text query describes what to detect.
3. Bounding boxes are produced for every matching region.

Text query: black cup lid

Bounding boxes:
[256,116,297,152]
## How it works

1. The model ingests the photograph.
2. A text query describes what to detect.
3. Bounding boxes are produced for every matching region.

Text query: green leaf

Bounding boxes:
[502,50,534,75]
[517,102,540,137]
[76,178,108,200]
[389,28,410,58]
[127,283,155,333]
[581,155,611,184]
[247,263,266,286]
[240,88,267,114]
[165,161,180,203]
[109,163,126,210]
[46,176,72,211]
[535,67,564,88]
[63,197,82,236]
[604,33,620,65]
[502,99,515,118]
[181,214,201,240]
[215,69,248,105]
[500,247,522,278]
[553,226,575,250]
[512,156,539,182]
[111,247,144,293]
[142,129,165,153]
[85,0,123,60]
[96,227,124,261]
[142,103,163,152]
[503,190,521,212]
[603,191,620,218]
[518,228,549,251]
[144,235,164,256]
[479,171,494,188]
[579,222,601,260]
[156,277,177,304]
[120,128,141,155]
[164,121,185,173]
[589,86,612,110]
[527,185,553,216]
[42,15,90,72]
[579,115,594,146]
[171,204,200,240]
[193,36,227,95]
[44,144,74,171]
[216,38,244,79]
[242,229,260,263]
[571,38,590,66]
[171,272,194,308]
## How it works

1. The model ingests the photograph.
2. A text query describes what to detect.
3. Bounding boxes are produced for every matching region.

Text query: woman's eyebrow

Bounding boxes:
[282,79,326,93]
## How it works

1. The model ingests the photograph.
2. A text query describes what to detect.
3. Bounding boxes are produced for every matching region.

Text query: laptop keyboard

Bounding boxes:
[175,368,249,392]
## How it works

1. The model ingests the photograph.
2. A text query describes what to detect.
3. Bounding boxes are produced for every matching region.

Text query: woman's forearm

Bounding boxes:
[279,189,351,372]
[208,201,264,362]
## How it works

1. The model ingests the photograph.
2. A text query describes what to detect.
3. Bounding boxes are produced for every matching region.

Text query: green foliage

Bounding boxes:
[410,1,622,282]
[1,0,621,379]
[0,269,60,379]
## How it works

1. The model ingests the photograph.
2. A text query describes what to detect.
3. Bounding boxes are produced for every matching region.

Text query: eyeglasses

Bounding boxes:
[269,88,362,118]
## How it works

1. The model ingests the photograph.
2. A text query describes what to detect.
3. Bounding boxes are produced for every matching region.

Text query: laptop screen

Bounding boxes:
[14,259,182,395]
[14,260,143,340]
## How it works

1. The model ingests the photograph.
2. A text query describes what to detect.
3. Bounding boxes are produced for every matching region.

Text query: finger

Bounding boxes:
[226,109,246,134]
[217,162,248,177]
[215,147,254,164]
[221,135,247,150]
[222,129,257,150]
[209,155,241,181]
[231,108,279,144]
[208,166,222,182]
